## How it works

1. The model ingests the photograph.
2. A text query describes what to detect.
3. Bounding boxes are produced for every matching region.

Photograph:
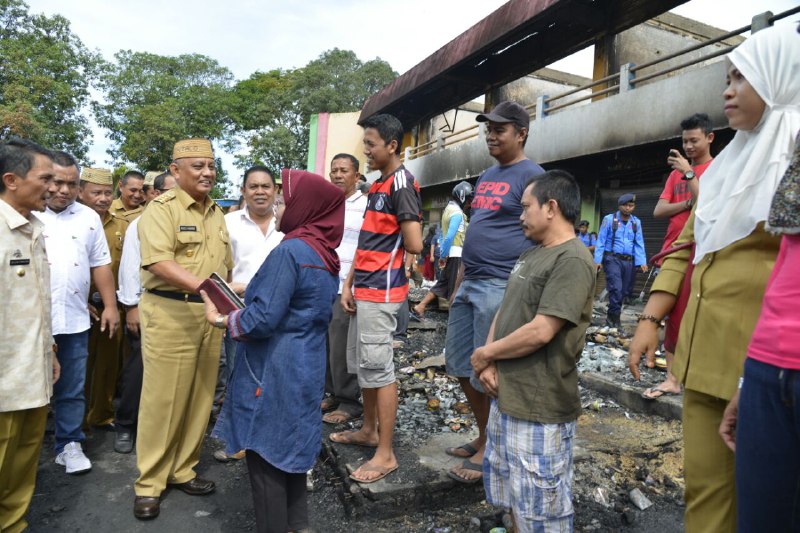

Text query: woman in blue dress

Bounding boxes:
[200,169,344,533]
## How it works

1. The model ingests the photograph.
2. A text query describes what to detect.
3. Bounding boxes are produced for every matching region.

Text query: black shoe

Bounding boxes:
[606,314,621,328]
[114,428,134,454]
[134,496,160,520]
[169,477,216,495]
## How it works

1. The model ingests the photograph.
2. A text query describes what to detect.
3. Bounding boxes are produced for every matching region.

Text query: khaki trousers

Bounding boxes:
[0,406,47,533]
[134,293,222,497]
[683,389,737,533]
[84,309,123,427]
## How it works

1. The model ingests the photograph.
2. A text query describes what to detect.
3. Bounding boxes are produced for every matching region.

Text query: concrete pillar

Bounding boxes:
[619,63,634,93]
[751,11,774,33]
[535,95,548,121]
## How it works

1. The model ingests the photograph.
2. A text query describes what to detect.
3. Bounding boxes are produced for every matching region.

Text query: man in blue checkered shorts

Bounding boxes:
[471,170,596,532]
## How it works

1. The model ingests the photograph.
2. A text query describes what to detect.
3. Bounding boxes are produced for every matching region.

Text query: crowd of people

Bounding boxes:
[0,21,798,533]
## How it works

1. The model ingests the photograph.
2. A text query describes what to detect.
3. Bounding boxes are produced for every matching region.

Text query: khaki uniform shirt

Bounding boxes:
[138,187,232,293]
[652,210,781,400]
[0,199,54,412]
[102,211,128,286]
[110,198,143,222]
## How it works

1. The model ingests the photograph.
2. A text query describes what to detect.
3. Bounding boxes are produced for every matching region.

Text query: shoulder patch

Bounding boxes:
[153,191,176,204]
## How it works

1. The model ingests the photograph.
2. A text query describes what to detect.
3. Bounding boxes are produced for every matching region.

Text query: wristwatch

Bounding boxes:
[682,170,696,181]
[214,314,226,329]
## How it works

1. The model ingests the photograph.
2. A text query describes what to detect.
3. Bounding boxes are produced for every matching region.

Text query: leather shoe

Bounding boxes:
[169,477,215,495]
[133,496,159,520]
[114,428,133,454]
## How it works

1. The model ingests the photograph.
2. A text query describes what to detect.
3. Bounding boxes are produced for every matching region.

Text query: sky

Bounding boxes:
[23,0,799,170]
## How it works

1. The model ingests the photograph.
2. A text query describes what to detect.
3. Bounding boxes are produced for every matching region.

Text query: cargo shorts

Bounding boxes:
[346,300,403,389]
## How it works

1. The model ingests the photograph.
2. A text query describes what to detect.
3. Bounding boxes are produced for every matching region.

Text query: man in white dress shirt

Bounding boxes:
[113,171,176,453]
[322,153,367,424]
[35,151,119,474]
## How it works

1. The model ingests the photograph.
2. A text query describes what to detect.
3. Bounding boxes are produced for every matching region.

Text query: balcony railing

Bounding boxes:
[403,6,799,162]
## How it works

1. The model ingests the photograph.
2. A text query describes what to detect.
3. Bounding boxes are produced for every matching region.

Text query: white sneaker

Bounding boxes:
[55,441,92,474]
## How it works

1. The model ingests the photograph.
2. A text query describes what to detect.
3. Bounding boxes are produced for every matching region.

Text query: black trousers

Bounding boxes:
[323,300,362,416]
[245,451,308,533]
[114,334,142,430]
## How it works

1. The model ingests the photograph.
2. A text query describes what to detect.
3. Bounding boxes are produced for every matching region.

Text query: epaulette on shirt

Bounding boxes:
[153,190,177,204]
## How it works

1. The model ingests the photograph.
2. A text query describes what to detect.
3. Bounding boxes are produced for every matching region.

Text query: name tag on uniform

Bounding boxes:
[179,226,197,232]
[10,258,30,266]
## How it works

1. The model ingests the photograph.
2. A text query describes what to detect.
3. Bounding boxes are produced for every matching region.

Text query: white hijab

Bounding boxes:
[693,23,800,263]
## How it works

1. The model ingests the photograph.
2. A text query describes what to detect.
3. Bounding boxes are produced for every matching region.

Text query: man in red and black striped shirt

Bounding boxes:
[330,114,422,484]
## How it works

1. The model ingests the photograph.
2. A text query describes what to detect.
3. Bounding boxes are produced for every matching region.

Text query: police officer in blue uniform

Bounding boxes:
[577,220,596,253]
[594,193,647,327]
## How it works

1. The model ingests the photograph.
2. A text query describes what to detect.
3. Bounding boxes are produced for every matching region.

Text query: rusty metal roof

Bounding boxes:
[359,0,688,127]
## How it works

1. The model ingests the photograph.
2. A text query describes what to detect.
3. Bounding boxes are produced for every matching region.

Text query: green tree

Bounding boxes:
[0,0,102,161]
[93,51,235,172]
[232,48,396,171]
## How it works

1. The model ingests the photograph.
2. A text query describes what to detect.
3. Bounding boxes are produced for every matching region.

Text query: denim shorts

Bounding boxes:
[444,278,507,390]
[484,401,576,533]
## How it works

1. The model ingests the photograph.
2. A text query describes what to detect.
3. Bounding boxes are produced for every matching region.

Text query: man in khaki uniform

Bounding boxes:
[142,171,160,203]
[110,170,145,221]
[133,139,232,520]
[78,168,129,428]
[0,138,58,533]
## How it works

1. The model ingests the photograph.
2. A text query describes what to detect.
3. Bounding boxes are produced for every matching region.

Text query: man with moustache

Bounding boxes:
[444,101,544,484]
[77,168,129,430]
[0,139,59,533]
[322,153,368,425]
[35,152,119,475]
[133,139,232,520]
[114,171,176,454]
[110,170,145,221]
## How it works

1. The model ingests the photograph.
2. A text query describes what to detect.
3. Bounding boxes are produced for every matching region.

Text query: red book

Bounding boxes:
[198,273,245,315]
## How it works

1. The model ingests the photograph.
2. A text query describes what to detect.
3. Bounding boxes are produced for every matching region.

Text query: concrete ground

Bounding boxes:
[26,294,686,532]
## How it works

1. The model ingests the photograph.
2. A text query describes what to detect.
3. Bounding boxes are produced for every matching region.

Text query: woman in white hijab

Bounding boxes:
[628,22,800,532]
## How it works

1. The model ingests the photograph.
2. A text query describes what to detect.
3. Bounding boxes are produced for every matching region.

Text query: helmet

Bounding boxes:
[452,181,474,208]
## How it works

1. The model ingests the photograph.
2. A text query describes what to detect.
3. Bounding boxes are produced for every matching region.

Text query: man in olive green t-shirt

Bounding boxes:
[471,170,595,532]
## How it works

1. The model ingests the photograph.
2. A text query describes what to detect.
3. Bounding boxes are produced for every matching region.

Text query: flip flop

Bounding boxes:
[447,459,483,485]
[321,397,338,412]
[323,409,359,425]
[445,443,478,458]
[329,430,378,448]
[349,462,398,484]
[642,387,681,401]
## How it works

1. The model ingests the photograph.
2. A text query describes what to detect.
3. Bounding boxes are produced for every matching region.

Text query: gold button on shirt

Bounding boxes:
[137,187,232,291]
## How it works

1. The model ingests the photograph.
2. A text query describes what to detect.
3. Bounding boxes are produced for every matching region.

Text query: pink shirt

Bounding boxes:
[748,235,800,369]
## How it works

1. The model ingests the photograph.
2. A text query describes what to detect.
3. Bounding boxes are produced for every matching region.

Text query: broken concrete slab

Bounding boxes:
[415,354,445,369]
[408,319,439,331]
[580,372,682,421]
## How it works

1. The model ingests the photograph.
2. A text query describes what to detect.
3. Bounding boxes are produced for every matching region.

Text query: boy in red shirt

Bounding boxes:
[644,113,714,400]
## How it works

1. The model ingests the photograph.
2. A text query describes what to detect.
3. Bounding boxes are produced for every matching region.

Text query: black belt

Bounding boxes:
[146,289,203,303]
[605,252,634,262]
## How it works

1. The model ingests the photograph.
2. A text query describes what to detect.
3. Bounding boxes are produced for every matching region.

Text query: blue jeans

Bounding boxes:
[736,358,800,532]
[53,331,89,453]
[445,278,508,392]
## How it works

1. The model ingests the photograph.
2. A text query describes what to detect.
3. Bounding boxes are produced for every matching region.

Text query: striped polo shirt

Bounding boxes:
[353,166,421,303]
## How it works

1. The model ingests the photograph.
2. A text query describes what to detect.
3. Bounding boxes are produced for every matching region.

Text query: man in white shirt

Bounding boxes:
[213,166,283,462]
[322,153,367,424]
[114,171,176,453]
[221,167,283,364]
[35,151,119,475]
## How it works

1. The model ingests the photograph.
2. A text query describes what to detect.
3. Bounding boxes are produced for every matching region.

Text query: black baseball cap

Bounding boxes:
[476,101,530,130]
